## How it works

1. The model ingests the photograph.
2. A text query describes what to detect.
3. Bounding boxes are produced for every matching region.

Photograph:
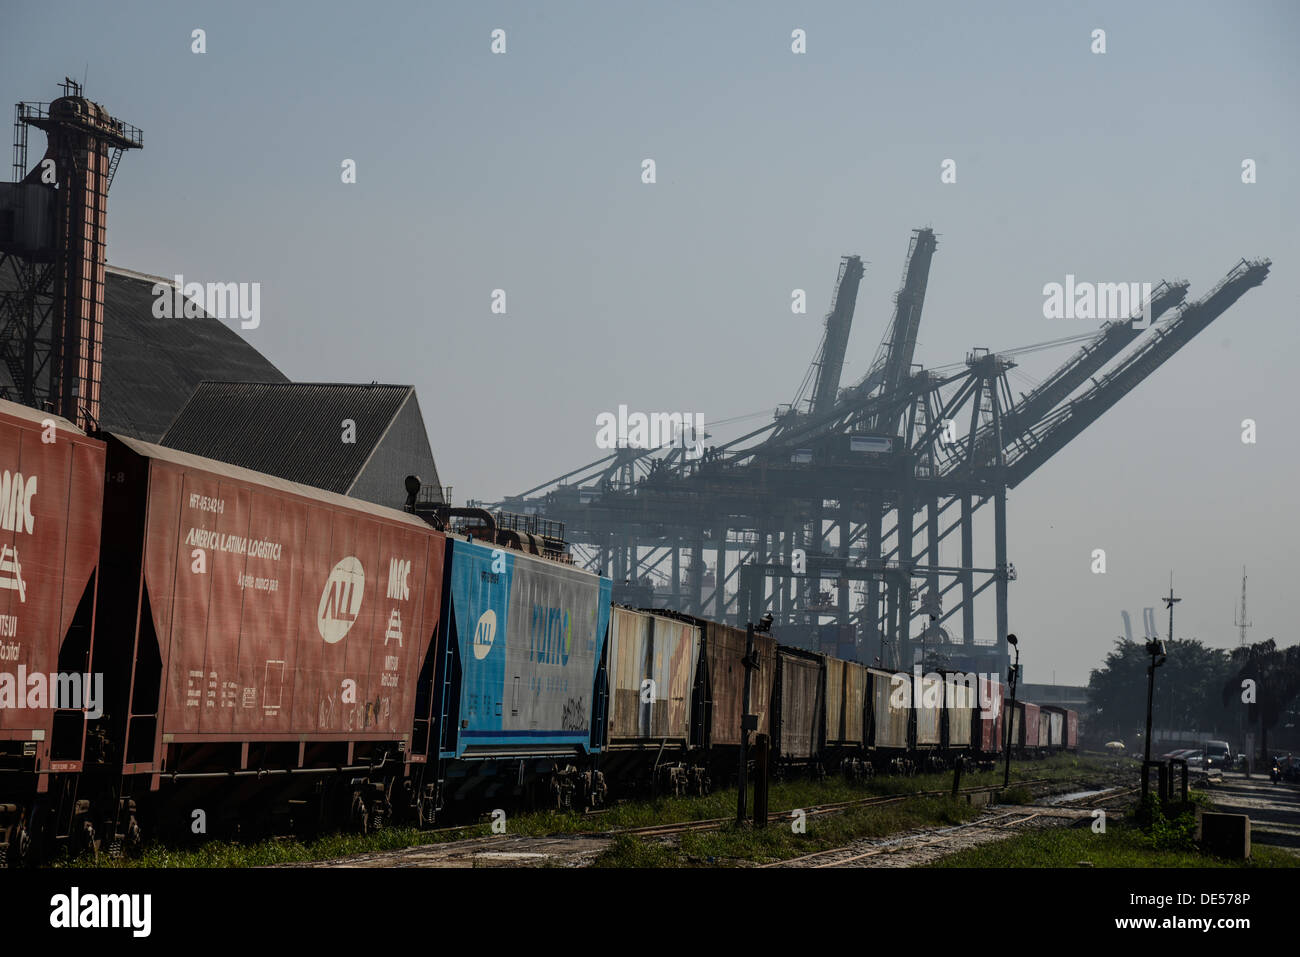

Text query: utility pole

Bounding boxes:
[1164,576,1180,650]
[736,611,772,826]
[1143,578,1175,768]
[1002,633,1019,788]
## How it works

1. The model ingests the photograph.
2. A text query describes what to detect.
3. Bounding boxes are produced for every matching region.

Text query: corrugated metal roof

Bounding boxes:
[113,432,435,530]
[100,268,288,440]
[0,266,288,441]
[159,381,414,495]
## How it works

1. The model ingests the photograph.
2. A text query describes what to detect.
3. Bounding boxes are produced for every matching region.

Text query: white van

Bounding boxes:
[1206,740,1232,769]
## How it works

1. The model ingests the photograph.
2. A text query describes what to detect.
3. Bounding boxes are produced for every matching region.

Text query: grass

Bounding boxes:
[55,753,1126,868]
[929,821,1299,868]
[593,796,982,867]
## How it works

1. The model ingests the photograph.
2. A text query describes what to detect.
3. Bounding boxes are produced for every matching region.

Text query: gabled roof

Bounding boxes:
[0,265,288,441]
[99,267,289,439]
[159,380,435,499]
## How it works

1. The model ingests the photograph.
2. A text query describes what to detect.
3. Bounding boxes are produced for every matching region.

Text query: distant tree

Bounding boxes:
[1087,639,1150,741]
[1088,638,1232,745]
[1221,639,1300,762]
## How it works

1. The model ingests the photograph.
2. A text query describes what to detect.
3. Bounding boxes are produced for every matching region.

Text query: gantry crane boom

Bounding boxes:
[866,228,938,434]
[808,255,864,414]
[1007,279,1190,432]
[941,280,1190,472]
[1000,258,1269,487]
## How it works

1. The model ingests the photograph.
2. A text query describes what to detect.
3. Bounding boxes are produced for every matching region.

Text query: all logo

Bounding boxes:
[318,556,365,644]
[472,609,497,660]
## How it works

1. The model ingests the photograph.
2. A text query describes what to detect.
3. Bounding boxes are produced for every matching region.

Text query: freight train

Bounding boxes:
[0,399,1076,864]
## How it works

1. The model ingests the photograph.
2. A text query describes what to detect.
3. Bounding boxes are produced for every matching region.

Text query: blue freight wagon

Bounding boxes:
[431,536,612,813]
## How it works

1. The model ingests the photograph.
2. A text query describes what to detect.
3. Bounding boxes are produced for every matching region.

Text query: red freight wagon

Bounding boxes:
[0,401,104,860]
[95,435,445,840]
[978,675,1003,753]
[1020,701,1041,750]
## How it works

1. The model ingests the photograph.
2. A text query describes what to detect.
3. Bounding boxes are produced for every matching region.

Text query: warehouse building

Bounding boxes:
[161,380,445,511]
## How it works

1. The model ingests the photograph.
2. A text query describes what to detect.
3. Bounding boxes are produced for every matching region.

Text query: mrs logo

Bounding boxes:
[0,471,37,534]
[318,557,365,644]
[387,558,411,600]
[472,609,497,660]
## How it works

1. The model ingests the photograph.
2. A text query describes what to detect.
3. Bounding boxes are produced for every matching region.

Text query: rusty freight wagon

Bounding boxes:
[1041,706,1070,752]
[772,646,824,766]
[977,676,1003,754]
[1017,701,1041,753]
[867,668,909,754]
[0,401,105,864]
[943,672,976,752]
[90,435,446,845]
[824,656,867,754]
[914,671,943,751]
[699,620,776,781]
[1064,708,1079,750]
[592,606,703,793]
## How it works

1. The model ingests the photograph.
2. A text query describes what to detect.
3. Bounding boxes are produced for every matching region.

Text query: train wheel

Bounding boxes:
[75,819,97,860]
[124,816,143,857]
[7,821,32,868]
[348,792,369,835]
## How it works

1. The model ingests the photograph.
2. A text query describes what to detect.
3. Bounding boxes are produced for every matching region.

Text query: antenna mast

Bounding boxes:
[1234,565,1252,647]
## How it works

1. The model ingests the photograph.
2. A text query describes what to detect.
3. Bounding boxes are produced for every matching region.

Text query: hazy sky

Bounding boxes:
[4,1,1296,685]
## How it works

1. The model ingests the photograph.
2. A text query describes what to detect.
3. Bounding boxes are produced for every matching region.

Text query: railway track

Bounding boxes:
[762,810,1028,868]
[1051,785,1141,809]
[756,780,1140,868]
[611,775,1070,839]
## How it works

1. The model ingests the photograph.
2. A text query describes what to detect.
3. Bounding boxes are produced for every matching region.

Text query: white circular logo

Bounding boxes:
[472,609,497,660]
[318,556,365,644]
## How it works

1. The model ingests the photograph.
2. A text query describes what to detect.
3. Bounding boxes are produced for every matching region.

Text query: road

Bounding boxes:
[1205,772,1300,854]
